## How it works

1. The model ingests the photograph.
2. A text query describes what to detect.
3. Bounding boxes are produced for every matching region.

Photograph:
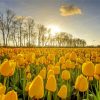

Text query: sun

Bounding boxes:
[47,24,61,36]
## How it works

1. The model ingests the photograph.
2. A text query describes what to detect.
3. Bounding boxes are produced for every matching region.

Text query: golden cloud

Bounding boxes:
[60,4,82,16]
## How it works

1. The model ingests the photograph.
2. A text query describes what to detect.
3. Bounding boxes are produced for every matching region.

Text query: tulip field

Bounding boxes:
[0,47,100,100]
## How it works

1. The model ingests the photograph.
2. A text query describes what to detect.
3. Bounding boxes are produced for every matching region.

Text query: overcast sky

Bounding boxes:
[0,0,100,45]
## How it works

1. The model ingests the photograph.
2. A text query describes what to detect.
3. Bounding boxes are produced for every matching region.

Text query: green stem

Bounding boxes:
[87,89,89,100]
[4,77,7,86]
[47,91,52,100]
[77,91,80,100]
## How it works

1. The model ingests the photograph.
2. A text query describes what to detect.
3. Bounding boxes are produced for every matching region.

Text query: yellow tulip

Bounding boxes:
[47,70,54,79]
[53,66,60,75]
[0,60,16,77]
[4,90,18,100]
[66,59,75,69]
[82,61,94,77]
[16,54,25,66]
[61,70,70,80]
[61,63,66,70]
[57,85,67,99]
[94,64,100,75]
[75,74,88,92]
[0,83,6,95]
[47,64,54,71]
[59,56,65,64]
[39,67,46,79]
[69,52,77,61]
[29,75,44,99]
[46,75,57,92]
[96,57,100,63]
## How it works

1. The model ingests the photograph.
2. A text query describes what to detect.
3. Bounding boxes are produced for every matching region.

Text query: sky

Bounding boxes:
[0,0,100,45]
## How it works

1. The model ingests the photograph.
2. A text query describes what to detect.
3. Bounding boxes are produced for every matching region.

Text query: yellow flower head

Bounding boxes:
[57,85,67,99]
[47,70,54,79]
[66,59,75,69]
[4,90,18,100]
[29,75,44,99]
[47,64,54,71]
[46,75,57,92]
[82,61,95,77]
[61,70,70,80]
[39,67,46,79]
[69,52,77,61]
[61,63,66,70]
[0,60,16,77]
[0,83,6,95]
[75,74,88,92]
[53,66,60,75]
[59,56,65,64]
[94,64,100,75]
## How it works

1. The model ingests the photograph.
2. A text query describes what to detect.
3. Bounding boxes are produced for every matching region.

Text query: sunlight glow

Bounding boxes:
[47,25,61,36]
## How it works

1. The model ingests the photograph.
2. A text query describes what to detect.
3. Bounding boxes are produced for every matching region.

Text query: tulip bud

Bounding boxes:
[82,61,94,77]
[29,75,44,99]
[69,52,77,61]
[46,75,57,92]
[0,83,6,95]
[57,85,67,99]
[39,67,46,79]
[4,90,18,100]
[53,66,60,75]
[94,64,100,75]
[0,60,16,77]
[47,70,54,79]
[61,70,70,80]
[75,74,88,92]
[59,56,65,64]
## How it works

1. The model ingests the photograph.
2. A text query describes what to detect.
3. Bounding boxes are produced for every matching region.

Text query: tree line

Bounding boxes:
[0,9,86,47]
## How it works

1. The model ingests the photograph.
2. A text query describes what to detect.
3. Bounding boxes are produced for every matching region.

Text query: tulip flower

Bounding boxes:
[0,83,6,95]
[59,56,65,64]
[94,64,100,75]
[66,59,75,69]
[39,67,46,79]
[29,75,44,99]
[53,66,60,75]
[75,74,88,92]
[46,75,57,92]
[61,70,70,81]
[47,70,54,79]
[82,61,95,77]
[0,60,16,77]
[4,90,18,100]
[69,52,77,61]
[57,85,67,99]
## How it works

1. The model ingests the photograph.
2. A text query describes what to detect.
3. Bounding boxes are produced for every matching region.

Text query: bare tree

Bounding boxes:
[0,13,6,46]
[5,9,15,46]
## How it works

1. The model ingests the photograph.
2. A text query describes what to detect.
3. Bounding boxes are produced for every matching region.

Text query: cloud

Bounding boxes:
[60,4,82,16]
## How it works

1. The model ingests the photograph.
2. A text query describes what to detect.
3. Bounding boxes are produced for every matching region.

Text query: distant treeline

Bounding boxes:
[0,9,86,47]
